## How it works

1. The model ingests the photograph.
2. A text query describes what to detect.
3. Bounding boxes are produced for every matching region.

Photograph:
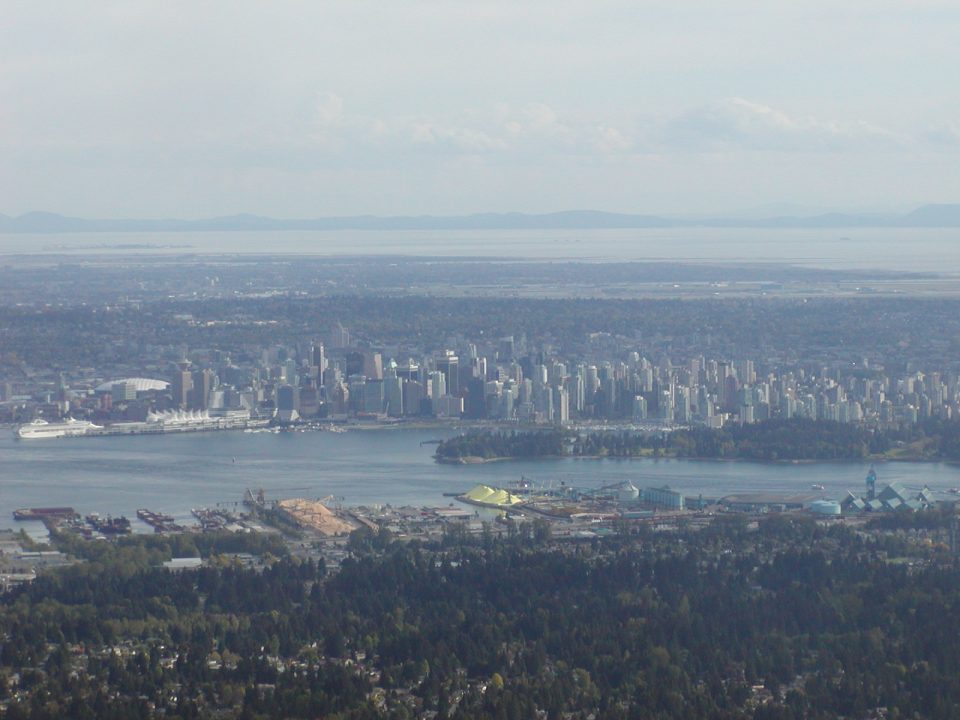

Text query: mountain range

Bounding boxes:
[1,205,959,233]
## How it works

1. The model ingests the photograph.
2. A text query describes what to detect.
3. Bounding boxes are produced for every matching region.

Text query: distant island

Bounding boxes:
[2,204,960,233]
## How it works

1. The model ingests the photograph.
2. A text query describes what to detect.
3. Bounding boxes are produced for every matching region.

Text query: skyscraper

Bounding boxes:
[330,321,351,348]
[171,362,193,409]
[276,384,300,423]
[311,342,326,386]
[190,369,215,410]
[435,351,459,397]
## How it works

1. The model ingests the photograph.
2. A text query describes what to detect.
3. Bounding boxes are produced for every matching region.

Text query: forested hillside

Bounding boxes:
[2,520,960,718]
[436,418,960,462]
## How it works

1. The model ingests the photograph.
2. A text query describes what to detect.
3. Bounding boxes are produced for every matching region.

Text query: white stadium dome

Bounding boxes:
[95,377,170,393]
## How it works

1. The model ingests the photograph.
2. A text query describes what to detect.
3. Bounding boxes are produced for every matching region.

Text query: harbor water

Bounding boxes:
[3,427,960,532]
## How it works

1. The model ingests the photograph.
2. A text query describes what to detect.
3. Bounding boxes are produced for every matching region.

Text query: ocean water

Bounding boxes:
[1,227,959,273]
[2,428,959,533]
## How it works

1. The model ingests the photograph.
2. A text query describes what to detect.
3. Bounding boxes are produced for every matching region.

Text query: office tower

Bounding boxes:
[384,372,403,417]
[660,388,674,422]
[722,374,740,412]
[402,379,424,416]
[553,386,569,424]
[435,351,459,397]
[363,352,383,381]
[586,365,600,395]
[276,384,300,423]
[501,390,515,419]
[344,351,364,377]
[171,362,193,409]
[190,368,215,410]
[111,381,136,402]
[428,371,446,400]
[550,361,567,385]
[632,395,648,420]
[311,343,325,385]
[395,361,421,383]
[459,377,485,419]
[330,321,350,348]
[570,373,584,414]
[278,359,297,384]
[675,386,691,423]
[363,380,384,413]
[330,382,349,414]
[298,386,320,417]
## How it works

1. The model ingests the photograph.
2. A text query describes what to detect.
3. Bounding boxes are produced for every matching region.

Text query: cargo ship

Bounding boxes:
[13,507,78,521]
[14,417,102,440]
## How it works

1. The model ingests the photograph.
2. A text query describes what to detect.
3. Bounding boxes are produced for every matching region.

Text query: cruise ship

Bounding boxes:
[14,417,102,440]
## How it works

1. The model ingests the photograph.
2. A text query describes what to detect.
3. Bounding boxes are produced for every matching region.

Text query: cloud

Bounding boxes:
[296,99,630,160]
[291,95,929,164]
[660,97,908,152]
[592,125,633,154]
[316,93,345,126]
[922,124,960,147]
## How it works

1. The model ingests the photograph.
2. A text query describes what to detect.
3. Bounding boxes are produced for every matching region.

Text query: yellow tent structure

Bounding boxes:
[461,484,524,508]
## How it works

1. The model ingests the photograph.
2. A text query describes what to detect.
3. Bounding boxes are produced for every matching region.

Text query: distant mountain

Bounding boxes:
[899,204,960,227]
[0,210,681,233]
[1,205,958,233]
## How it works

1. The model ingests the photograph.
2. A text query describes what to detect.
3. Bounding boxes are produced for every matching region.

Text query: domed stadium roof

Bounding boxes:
[95,377,170,393]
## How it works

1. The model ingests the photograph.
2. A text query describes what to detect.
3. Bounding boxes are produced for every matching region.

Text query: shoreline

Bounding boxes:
[436,452,960,466]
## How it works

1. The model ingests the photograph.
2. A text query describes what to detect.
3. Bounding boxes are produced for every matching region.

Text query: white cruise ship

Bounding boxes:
[14,417,102,440]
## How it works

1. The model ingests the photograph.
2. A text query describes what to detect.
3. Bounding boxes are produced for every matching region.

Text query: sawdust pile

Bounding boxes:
[277,498,356,536]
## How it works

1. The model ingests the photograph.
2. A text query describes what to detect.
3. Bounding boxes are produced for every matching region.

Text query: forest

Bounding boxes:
[435,417,960,463]
[2,518,960,718]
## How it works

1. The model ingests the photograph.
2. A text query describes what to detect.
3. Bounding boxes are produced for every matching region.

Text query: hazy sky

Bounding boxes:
[2,1,959,218]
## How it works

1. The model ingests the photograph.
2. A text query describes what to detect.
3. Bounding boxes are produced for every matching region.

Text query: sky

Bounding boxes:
[2,1,959,218]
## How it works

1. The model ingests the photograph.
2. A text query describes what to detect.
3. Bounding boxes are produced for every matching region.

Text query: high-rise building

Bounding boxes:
[171,362,193,409]
[363,380,384,413]
[276,384,300,423]
[553,386,569,424]
[363,352,383,381]
[111,381,137,402]
[384,373,403,417]
[345,352,364,377]
[585,365,600,395]
[395,361,420,383]
[190,368,215,410]
[435,351,459,397]
[298,386,320,417]
[428,371,446,400]
[311,343,326,385]
[675,386,691,423]
[632,395,647,420]
[330,321,350,348]
[402,379,424,416]
[435,395,463,418]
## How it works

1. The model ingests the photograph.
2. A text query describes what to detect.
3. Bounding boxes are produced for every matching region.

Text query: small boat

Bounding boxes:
[811,483,826,491]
